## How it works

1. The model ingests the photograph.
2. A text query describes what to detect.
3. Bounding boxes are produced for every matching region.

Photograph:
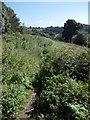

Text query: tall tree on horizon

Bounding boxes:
[62,19,82,42]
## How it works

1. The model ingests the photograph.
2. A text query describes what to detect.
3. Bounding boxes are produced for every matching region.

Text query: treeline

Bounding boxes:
[1,2,29,34]
[1,2,90,47]
[29,24,88,39]
[29,26,63,39]
[29,21,90,47]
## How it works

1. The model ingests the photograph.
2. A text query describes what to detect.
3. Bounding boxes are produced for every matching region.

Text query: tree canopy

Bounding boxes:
[1,2,20,33]
[62,19,82,42]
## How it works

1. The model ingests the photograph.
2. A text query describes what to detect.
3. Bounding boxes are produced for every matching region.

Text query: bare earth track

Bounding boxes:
[15,92,37,120]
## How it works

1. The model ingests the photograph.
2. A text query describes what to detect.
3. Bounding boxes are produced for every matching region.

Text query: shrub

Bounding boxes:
[2,84,29,120]
[72,34,87,46]
[34,75,89,120]
[33,47,89,92]
[33,46,89,120]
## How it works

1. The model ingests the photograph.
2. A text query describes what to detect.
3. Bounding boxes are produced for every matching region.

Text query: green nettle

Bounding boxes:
[33,46,89,120]
[2,84,28,120]
[34,74,89,120]
[2,21,89,120]
[2,34,40,119]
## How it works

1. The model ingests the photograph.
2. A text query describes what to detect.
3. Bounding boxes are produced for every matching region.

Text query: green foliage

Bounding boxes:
[29,26,63,40]
[34,46,89,91]
[88,25,90,34]
[19,24,30,34]
[2,3,89,120]
[2,33,42,119]
[3,33,90,120]
[72,34,87,46]
[2,84,29,120]
[67,103,88,120]
[2,33,55,119]
[62,19,82,42]
[33,43,89,120]
[2,2,20,33]
[86,34,90,48]
[34,75,89,120]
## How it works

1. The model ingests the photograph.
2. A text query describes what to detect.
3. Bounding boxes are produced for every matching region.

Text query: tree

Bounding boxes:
[9,10,20,32]
[72,33,87,46]
[88,25,90,34]
[19,23,30,34]
[62,19,82,42]
[2,2,20,33]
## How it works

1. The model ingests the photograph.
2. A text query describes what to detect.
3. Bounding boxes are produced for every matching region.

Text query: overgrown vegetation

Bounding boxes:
[32,44,89,120]
[3,33,90,120]
[2,33,54,119]
[1,2,90,120]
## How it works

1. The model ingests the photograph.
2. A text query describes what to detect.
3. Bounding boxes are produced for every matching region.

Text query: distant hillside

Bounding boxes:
[1,2,90,48]
[29,26,63,39]
[28,24,89,47]
[29,24,88,38]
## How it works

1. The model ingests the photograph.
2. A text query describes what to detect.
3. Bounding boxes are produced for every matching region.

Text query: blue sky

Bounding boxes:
[5,2,88,27]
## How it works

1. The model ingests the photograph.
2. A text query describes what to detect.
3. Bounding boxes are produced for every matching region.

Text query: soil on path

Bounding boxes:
[15,92,37,120]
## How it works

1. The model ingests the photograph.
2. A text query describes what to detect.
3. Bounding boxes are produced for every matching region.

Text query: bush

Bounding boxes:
[33,46,89,120]
[34,75,89,120]
[33,47,89,92]
[2,34,41,119]
[3,33,90,120]
[72,34,87,46]
[2,84,29,120]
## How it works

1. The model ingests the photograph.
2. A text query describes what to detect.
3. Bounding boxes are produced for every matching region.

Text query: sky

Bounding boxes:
[5,2,88,27]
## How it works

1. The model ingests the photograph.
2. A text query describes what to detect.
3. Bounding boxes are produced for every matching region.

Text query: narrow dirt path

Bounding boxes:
[15,92,37,120]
